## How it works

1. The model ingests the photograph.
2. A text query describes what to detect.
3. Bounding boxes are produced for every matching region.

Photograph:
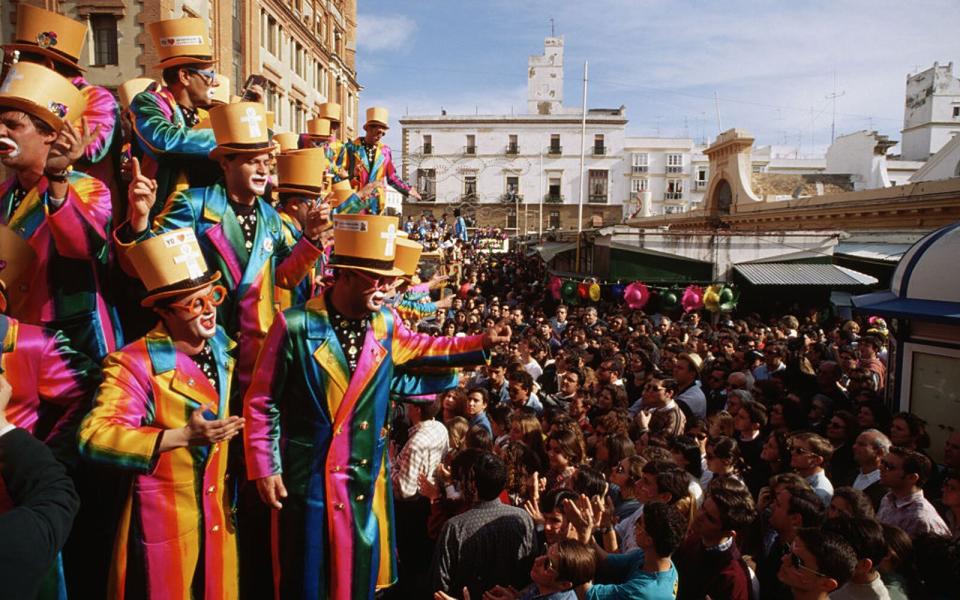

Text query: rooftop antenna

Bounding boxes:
[826,70,845,143]
[550,17,555,37]
[714,91,723,134]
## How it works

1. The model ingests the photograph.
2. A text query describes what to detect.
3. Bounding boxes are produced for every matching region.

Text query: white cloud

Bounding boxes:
[357,15,417,53]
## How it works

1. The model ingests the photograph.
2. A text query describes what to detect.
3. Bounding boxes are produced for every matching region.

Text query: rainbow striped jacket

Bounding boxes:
[128,182,322,394]
[78,325,238,600]
[0,171,121,362]
[335,139,411,214]
[243,295,488,599]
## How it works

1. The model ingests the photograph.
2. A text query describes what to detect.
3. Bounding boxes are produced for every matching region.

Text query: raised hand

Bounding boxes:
[523,471,543,524]
[302,200,332,242]
[127,157,158,233]
[482,320,512,349]
[46,116,101,174]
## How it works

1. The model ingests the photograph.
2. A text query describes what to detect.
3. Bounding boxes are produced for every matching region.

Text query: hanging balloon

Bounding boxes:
[661,289,680,311]
[623,282,650,310]
[561,280,578,302]
[611,283,625,299]
[577,282,589,299]
[588,282,601,302]
[703,284,722,313]
[681,285,704,313]
[719,286,739,313]
[548,276,562,300]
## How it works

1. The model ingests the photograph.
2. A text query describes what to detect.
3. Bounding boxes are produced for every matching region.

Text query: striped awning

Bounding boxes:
[734,263,878,286]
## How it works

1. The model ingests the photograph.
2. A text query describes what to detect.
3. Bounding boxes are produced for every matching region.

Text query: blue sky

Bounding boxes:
[356,0,960,156]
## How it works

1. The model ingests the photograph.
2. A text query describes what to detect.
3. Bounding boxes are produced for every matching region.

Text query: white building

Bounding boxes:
[900,62,960,161]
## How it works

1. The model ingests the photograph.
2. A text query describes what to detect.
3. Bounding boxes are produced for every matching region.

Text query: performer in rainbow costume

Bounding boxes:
[244,213,509,599]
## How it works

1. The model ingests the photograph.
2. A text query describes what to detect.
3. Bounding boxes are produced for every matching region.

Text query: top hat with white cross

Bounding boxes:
[0,61,85,131]
[208,101,274,159]
[126,228,221,307]
[328,214,404,277]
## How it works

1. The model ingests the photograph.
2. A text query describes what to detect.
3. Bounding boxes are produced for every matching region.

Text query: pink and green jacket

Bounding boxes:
[78,325,238,600]
[243,295,488,599]
[123,182,322,393]
[335,139,412,214]
[0,171,121,362]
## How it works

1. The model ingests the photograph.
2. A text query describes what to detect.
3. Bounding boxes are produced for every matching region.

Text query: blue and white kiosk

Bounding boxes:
[853,222,960,462]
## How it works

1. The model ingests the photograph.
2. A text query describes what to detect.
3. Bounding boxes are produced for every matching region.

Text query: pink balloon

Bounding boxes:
[681,285,704,313]
[623,282,650,310]
[548,276,562,300]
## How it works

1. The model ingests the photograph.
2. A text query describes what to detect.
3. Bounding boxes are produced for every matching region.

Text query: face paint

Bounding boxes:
[0,137,21,158]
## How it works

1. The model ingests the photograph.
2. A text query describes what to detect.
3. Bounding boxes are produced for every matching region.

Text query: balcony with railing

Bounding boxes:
[544,193,564,203]
[592,146,606,156]
[631,165,648,173]
[422,143,432,155]
[695,180,707,189]
[588,194,608,204]
[464,145,476,155]
[666,165,683,173]
[500,192,523,203]
[505,143,519,155]
[665,192,684,200]
[547,145,562,156]
[461,192,478,202]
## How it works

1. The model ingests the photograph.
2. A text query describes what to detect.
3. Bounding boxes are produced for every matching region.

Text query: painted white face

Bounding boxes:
[0,136,21,159]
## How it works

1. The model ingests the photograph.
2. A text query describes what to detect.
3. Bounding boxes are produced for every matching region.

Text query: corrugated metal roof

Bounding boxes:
[734,263,878,286]
[834,242,911,262]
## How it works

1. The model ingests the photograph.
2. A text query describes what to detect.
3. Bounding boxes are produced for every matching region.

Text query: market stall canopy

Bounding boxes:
[734,263,878,286]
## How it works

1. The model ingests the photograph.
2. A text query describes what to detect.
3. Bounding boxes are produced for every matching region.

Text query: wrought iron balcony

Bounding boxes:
[547,145,562,156]
[500,192,523,203]
[593,146,606,156]
[666,165,683,173]
[544,193,564,203]
[631,165,648,173]
[665,192,684,200]
[464,145,476,155]
[505,144,519,155]
[588,194,608,204]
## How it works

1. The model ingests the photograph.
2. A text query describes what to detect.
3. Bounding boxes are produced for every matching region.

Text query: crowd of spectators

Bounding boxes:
[385,227,960,600]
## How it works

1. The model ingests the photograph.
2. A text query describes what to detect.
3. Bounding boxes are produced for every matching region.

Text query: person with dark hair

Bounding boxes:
[759,484,824,599]
[876,447,950,537]
[543,366,582,412]
[431,451,536,599]
[827,487,877,521]
[488,403,512,447]
[482,354,511,405]
[877,524,918,600]
[826,410,860,487]
[755,342,787,382]
[888,412,930,452]
[615,462,693,553]
[509,369,544,415]
[568,500,685,600]
[675,486,757,600]
[858,335,886,393]
[778,528,857,599]
[465,386,493,436]
[735,398,770,496]
[546,428,584,491]
[633,376,686,439]
[821,517,891,599]
[609,455,648,522]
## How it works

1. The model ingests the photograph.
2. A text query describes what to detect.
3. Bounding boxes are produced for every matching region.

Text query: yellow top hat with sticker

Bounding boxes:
[127,228,221,307]
[306,117,332,138]
[364,107,389,129]
[148,18,214,69]
[118,78,155,111]
[208,102,274,159]
[394,238,423,278]
[0,62,85,131]
[276,150,328,197]
[0,225,37,314]
[6,5,88,71]
[318,102,341,123]
[273,132,300,154]
[328,214,403,276]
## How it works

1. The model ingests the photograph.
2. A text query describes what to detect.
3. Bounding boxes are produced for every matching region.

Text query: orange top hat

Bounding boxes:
[328,214,404,276]
[208,102,274,159]
[318,102,341,124]
[6,5,87,71]
[305,118,332,138]
[394,238,423,278]
[364,107,389,129]
[275,150,329,197]
[0,225,38,314]
[330,179,357,208]
[0,62,85,131]
[127,229,221,307]
[118,78,155,111]
[148,18,214,68]
[273,132,300,154]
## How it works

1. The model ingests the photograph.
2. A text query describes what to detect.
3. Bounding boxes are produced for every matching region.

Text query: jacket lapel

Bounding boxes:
[305,296,350,416]
[333,311,387,424]
[201,184,246,287]
[145,326,219,413]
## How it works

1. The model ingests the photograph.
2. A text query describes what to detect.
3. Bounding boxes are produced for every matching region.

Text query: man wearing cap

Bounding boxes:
[336,107,421,214]
[244,213,510,599]
[79,228,244,599]
[4,5,119,192]
[123,101,327,395]
[0,61,120,363]
[129,17,225,217]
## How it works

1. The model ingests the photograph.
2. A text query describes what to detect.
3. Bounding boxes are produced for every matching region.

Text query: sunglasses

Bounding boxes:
[351,270,397,290]
[187,67,217,84]
[789,549,829,578]
[167,285,227,317]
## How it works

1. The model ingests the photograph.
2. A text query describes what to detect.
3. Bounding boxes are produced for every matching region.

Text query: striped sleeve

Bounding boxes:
[45,172,111,262]
[243,311,292,479]
[78,351,163,473]
[390,310,488,368]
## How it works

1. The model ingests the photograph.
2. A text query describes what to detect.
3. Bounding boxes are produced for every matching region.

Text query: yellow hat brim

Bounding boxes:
[209,143,275,160]
[154,55,217,69]
[0,95,67,131]
[4,44,85,72]
[141,271,222,307]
